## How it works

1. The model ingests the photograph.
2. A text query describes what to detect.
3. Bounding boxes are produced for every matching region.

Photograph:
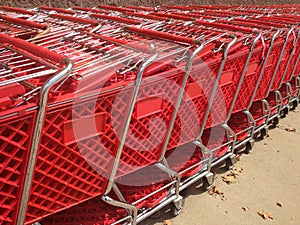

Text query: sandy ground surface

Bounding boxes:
[139,108,300,225]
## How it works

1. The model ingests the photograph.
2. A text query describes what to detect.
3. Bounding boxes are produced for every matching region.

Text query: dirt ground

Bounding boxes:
[3,0,300,9]
[138,108,300,225]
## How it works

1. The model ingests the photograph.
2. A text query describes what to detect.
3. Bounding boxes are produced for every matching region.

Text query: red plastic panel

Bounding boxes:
[166,142,205,179]
[271,39,295,90]
[0,108,36,225]
[229,111,252,142]
[116,166,171,209]
[201,126,230,159]
[42,197,126,225]
[254,42,285,101]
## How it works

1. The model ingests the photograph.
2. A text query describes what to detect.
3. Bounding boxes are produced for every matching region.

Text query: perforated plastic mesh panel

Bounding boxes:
[0,111,35,225]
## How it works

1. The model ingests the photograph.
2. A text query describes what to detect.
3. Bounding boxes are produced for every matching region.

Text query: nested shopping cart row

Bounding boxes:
[0,4,300,225]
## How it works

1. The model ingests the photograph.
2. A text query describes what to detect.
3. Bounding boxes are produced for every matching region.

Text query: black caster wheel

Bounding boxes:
[281,107,289,118]
[202,173,214,190]
[291,101,298,111]
[171,197,185,216]
[225,155,236,170]
[270,116,279,129]
[150,210,161,219]
[260,128,268,139]
[253,132,259,140]
[244,140,254,154]
[180,188,189,197]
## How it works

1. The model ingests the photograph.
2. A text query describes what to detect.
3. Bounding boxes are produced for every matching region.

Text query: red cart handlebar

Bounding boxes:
[0,34,66,64]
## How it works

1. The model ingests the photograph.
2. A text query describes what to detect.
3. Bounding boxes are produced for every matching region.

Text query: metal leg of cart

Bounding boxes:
[16,54,73,225]
[233,110,256,154]
[252,99,271,139]
[226,30,261,154]
[194,37,238,173]
[279,83,292,117]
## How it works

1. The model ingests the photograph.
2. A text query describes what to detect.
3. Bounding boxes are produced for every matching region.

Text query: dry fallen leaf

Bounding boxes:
[277,202,283,207]
[221,175,235,184]
[232,166,243,173]
[236,155,241,161]
[242,206,249,212]
[208,189,214,195]
[208,186,224,196]
[221,168,241,184]
[162,220,172,225]
[221,174,236,184]
[215,189,224,195]
[258,211,273,220]
[285,127,296,132]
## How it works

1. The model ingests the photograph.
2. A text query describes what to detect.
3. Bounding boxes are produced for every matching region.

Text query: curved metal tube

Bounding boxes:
[243,110,256,138]
[261,99,271,125]
[272,90,283,119]
[158,43,205,162]
[290,33,300,79]
[221,123,236,154]
[267,27,295,96]
[227,30,262,121]
[102,195,137,225]
[197,35,237,139]
[32,26,51,41]
[279,29,300,87]
[248,30,280,109]
[105,50,158,195]
[17,58,73,225]
[194,140,213,172]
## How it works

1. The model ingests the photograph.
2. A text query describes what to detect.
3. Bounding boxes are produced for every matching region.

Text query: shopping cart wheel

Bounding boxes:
[171,196,185,216]
[290,100,298,111]
[280,107,289,118]
[150,210,161,219]
[202,172,214,190]
[253,131,259,140]
[225,154,236,170]
[244,139,254,154]
[270,116,280,129]
[260,127,268,139]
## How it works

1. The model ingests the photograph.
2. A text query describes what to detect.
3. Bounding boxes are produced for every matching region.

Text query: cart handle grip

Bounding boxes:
[0,34,66,64]
[92,13,140,25]
[125,12,168,21]
[162,5,190,10]
[98,5,133,13]
[88,32,150,52]
[125,6,154,11]
[125,26,199,44]
[1,6,35,16]
[151,12,192,21]
[195,20,254,33]
[0,15,48,30]
[73,6,107,14]
[40,6,74,15]
[50,13,98,26]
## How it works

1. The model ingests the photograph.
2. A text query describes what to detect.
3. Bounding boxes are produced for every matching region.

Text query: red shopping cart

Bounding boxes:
[0,14,49,40]
[0,5,35,19]
[14,21,205,224]
[0,33,71,225]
